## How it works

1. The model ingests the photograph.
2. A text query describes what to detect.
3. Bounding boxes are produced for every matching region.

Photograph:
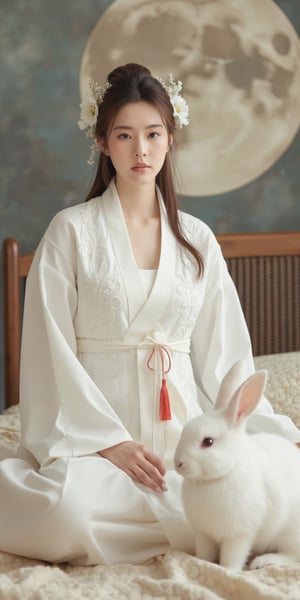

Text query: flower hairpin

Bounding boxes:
[78,80,111,165]
[78,73,189,165]
[158,73,189,129]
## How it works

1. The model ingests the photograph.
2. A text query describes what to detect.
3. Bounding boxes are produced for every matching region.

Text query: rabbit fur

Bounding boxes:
[174,361,300,570]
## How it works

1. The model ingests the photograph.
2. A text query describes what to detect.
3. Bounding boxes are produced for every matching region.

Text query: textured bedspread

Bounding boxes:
[0,351,299,600]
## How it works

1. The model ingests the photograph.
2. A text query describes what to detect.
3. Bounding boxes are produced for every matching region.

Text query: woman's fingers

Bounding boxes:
[99,441,167,492]
[129,466,165,493]
[133,461,167,492]
[144,448,166,476]
[132,445,167,491]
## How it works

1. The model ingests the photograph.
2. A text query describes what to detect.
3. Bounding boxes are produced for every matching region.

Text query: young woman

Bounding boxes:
[0,63,299,566]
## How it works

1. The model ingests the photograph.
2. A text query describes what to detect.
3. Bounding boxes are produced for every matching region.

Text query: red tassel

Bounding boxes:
[159,378,172,420]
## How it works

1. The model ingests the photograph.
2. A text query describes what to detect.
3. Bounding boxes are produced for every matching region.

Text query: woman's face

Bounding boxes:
[100,101,171,189]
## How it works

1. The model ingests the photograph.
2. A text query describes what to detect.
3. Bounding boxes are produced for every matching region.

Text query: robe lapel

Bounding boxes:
[102,180,176,341]
[102,181,146,324]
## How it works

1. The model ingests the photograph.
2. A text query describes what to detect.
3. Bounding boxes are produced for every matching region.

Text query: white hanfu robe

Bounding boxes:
[0,179,299,566]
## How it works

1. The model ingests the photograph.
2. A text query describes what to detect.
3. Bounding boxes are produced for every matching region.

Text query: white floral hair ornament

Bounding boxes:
[78,73,189,165]
[158,73,189,128]
[78,79,111,165]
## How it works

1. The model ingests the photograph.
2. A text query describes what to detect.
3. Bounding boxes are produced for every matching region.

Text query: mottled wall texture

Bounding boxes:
[0,0,299,407]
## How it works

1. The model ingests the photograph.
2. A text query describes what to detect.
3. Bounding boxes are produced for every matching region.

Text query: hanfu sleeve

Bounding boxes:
[19,218,132,468]
[190,237,300,443]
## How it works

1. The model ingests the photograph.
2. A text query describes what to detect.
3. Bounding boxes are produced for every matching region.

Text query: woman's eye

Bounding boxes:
[118,133,131,140]
[149,132,160,138]
[201,437,214,448]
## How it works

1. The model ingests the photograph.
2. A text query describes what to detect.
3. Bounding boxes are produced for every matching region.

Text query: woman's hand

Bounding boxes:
[99,441,167,493]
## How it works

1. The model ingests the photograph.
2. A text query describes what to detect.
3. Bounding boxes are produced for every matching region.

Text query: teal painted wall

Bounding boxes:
[0,0,299,407]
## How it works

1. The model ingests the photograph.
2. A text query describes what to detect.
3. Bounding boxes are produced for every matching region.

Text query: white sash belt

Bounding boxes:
[76,335,190,355]
[76,334,190,422]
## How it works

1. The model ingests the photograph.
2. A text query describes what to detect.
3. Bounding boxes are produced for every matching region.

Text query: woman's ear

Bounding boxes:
[97,136,109,156]
[168,134,174,151]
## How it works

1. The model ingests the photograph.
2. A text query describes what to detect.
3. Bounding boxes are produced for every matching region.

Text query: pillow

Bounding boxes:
[254,352,300,429]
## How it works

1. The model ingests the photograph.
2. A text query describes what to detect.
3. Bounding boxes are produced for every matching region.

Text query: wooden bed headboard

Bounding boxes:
[2,232,300,408]
[217,231,300,358]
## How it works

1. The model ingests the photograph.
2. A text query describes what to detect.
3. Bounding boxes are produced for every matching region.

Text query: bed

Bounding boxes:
[1,233,300,599]
[0,351,299,599]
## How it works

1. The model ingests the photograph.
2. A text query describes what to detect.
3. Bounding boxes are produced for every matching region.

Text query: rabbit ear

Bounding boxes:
[214,361,246,410]
[224,370,268,427]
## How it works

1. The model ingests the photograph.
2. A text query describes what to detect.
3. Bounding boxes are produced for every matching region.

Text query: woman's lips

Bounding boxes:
[132,163,151,172]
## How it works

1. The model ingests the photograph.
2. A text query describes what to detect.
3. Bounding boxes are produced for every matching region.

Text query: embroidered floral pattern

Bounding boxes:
[77,199,127,339]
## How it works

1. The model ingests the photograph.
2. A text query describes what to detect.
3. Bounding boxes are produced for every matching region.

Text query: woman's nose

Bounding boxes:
[134,140,147,158]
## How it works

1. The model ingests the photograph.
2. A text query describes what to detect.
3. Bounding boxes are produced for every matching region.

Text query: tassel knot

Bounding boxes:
[147,344,172,421]
[159,378,171,421]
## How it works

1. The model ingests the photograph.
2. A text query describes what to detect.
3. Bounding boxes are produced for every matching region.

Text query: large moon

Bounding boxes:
[79,0,300,196]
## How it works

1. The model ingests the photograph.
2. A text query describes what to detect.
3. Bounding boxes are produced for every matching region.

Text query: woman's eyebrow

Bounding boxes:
[113,124,164,130]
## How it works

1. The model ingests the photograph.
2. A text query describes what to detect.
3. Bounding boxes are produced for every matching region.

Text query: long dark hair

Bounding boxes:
[85,63,203,275]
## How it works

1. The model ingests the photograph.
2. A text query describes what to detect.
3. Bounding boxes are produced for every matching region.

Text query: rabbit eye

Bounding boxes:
[201,437,214,448]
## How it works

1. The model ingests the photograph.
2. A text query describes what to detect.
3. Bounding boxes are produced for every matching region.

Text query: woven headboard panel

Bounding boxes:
[226,255,300,356]
[217,232,300,357]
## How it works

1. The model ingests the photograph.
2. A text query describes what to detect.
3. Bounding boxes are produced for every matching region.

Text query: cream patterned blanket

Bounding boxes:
[0,352,299,600]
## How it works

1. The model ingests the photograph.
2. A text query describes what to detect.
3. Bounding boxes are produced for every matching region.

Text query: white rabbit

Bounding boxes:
[174,361,300,570]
